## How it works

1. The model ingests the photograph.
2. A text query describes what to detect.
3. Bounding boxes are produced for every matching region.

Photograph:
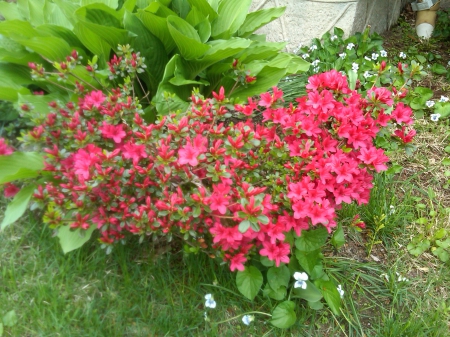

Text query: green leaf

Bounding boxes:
[270,301,296,329]
[238,7,285,37]
[295,249,322,274]
[230,66,286,102]
[211,0,252,39]
[238,219,251,233]
[407,238,430,256]
[167,15,210,60]
[432,247,449,262]
[236,266,263,300]
[295,226,329,252]
[18,36,72,61]
[18,0,45,26]
[331,224,345,249]
[43,1,74,29]
[315,279,341,315]
[434,228,448,240]
[436,238,450,249]
[0,152,44,184]
[57,225,96,254]
[2,310,17,327]
[267,265,290,290]
[263,283,286,300]
[74,22,111,65]
[187,0,218,22]
[0,322,3,336]
[257,214,269,225]
[442,158,450,166]
[53,0,81,26]
[0,2,22,21]
[431,63,448,75]
[347,70,357,90]
[293,280,323,302]
[1,184,35,230]
[123,11,168,95]
[137,9,176,53]
[308,300,324,310]
[434,102,450,118]
[260,255,274,267]
[81,0,119,8]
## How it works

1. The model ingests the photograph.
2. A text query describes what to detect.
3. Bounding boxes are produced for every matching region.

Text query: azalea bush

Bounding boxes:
[0,43,417,326]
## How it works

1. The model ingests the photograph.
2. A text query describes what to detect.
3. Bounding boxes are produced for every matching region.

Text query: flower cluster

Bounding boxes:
[21,66,414,271]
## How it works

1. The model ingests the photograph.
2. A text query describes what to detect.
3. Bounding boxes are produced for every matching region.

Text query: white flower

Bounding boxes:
[363,71,371,78]
[347,43,355,50]
[439,95,449,103]
[365,56,371,61]
[396,272,409,282]
[426,100,435,108]
[313,66,319,73]
[352,62,359,71]
[380,50,387,57]
[389,205,395,215]
[293,43,303,53]
[399,52,407,59]
[242,315,254,325]
[302,53,310,59]
[448,60,450,67]
[337,285,344,298]
[330,35,338,41]
[293,272,308,289]
[309,44,318,51]
[311,59,320,66]
[371,53,379,60]
[204,294,216,309]
[339,53,346,59]
[380,273,389,281]
[430,113,441,122]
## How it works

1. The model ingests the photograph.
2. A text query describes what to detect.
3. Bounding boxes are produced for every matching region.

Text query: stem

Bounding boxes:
[212,311,272,325]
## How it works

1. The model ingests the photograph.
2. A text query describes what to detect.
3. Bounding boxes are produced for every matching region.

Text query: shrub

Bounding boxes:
[0,47,416,324]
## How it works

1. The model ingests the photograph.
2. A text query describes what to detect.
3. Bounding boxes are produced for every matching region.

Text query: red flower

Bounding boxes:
[4,183,20,198]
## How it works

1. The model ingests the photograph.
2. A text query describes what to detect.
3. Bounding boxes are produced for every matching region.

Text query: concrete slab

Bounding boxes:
[252,0,450,52]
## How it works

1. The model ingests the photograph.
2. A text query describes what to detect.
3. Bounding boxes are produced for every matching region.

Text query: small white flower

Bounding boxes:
[302,53,310,59]
[389,205,395,215]
[371,53,379,60]
[448,60,450,67]
[339,53,346,59]
[365,56,371,61]
[242,315,254,325]
[337,285,344,298]
[313,66,319,73]
[396,272,409,282]
[293,272,308,289]
[330,35,338,41]
[204,294,216,309]
[309,44,318,51]
[439,95,449,103]
[430,113,441,122]
[399,52,407,59]
[293,43,303,53]
[363,71,371,78]
[352,62,359,71]
[311,59,320,66]
[426,100,435,108]
[347,43,355,50]
[380,50,387,57]
[380,273,389,281]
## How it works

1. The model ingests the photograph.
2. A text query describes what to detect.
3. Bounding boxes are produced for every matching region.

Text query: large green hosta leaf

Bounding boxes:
[0,1,23,21]
[43,0,74,29]
[238,7,286,37]
[0,152,44,184]
[81,0,119,8]
[123,11,168,95]
[136,9,176,53]
[211,0,252,39]
[17,0,45,26]
[18,36,73,62]
[167,15,210,60]
[187,0,217,22]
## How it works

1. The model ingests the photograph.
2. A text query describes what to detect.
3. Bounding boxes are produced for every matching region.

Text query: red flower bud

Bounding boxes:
[380,60,386,71]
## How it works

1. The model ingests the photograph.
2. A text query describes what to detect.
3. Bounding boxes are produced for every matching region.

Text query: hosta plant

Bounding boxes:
[0,0,308,117]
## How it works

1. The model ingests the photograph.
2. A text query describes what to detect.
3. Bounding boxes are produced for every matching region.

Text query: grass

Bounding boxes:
[2,6,450,337]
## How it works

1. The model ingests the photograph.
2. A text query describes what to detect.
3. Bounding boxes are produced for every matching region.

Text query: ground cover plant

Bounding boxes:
[1,2,450,336]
